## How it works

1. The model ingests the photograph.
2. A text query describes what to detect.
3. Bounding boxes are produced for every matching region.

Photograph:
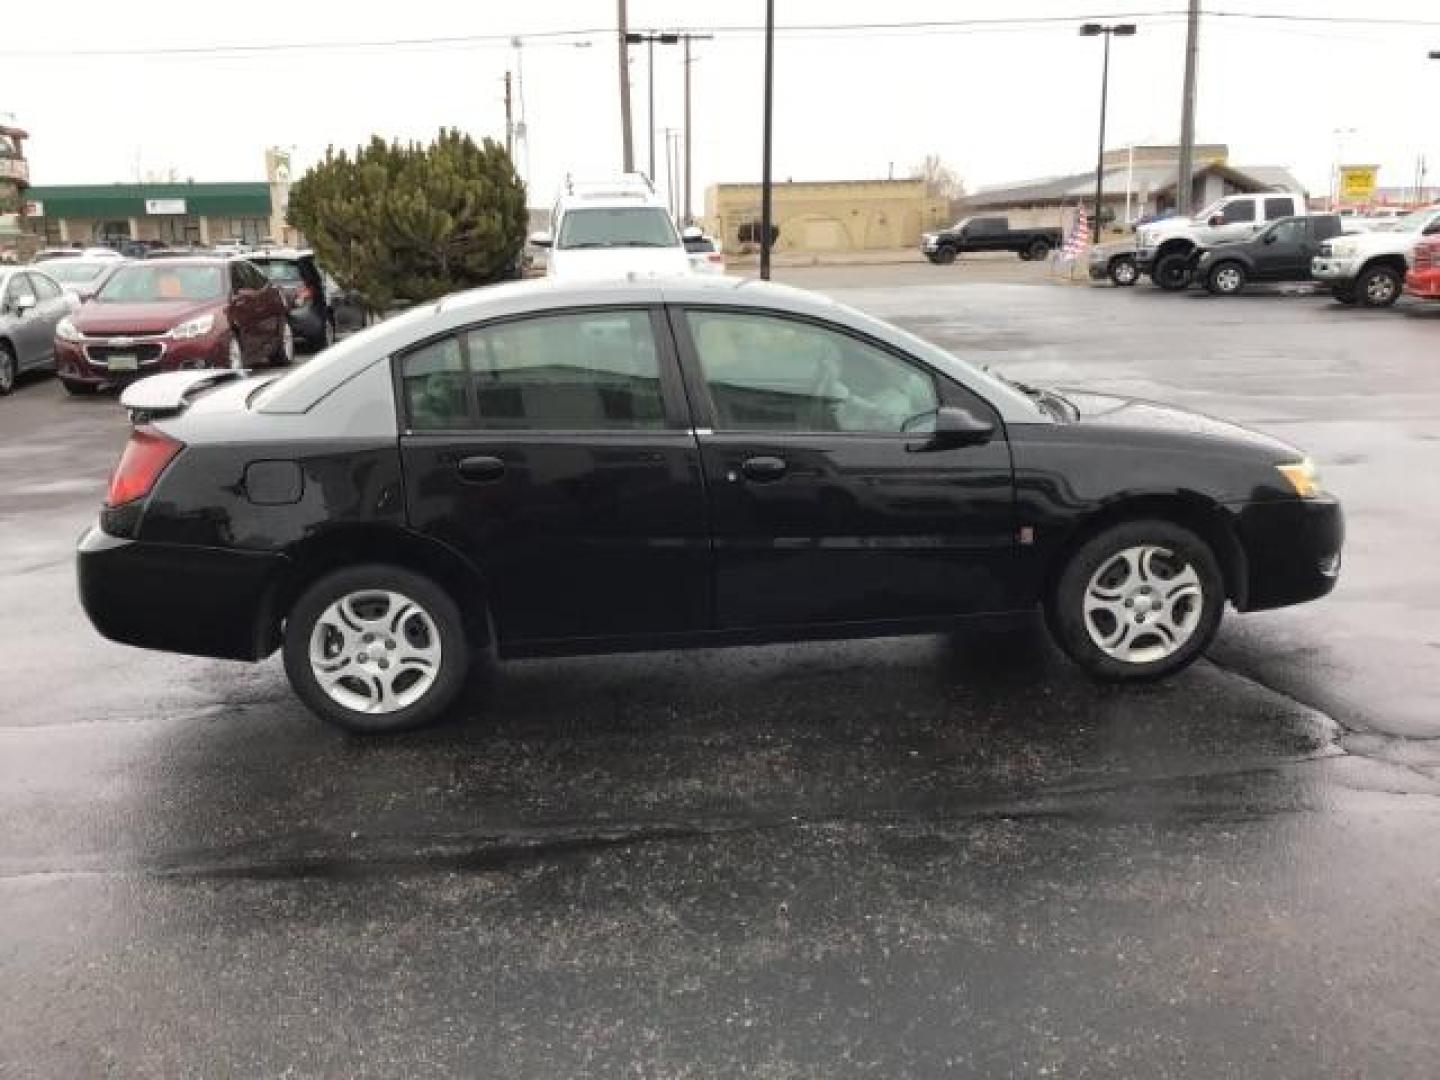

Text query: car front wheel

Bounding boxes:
[282,564,470,733]
[932,245,957,265]
[1153,252,1193,291]
[1046,520,1224,681]
[1356,264,1402,308]
[1206,261,1247,295]
[1109,257,1138,286]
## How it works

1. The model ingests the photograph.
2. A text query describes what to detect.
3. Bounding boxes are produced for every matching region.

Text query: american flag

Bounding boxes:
[1061,205,1090,259]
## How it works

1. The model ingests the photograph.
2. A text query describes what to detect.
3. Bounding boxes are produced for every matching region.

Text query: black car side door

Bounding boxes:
[1252,218,1308,280]
[398,306,711,645]
[671,306,1018,630]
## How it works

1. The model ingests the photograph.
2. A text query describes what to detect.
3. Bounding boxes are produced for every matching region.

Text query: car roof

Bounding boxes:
[254,275,1041,425]
[247,248,313,261]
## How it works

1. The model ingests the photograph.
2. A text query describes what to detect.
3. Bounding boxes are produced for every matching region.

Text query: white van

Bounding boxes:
[532,175,693,281]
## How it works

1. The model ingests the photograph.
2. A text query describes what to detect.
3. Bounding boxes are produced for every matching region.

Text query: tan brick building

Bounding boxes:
[705,178,948,254]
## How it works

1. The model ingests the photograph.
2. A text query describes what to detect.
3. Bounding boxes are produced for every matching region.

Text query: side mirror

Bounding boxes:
[1207,214,1224,227]
[681,226,704,241]
[908,405,994,452]
[529,230,553,248]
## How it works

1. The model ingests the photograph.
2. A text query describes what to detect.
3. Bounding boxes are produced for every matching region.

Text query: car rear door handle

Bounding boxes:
[457,455,506,483]
[737,455,787,482]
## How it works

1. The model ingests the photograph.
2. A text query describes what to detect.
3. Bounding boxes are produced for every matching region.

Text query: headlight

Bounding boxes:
[1277,459,1322,499]
[169,313,215,339]
[56,318,82,342]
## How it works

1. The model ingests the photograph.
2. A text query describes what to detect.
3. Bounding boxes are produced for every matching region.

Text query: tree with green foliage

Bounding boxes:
[287,128,527,313]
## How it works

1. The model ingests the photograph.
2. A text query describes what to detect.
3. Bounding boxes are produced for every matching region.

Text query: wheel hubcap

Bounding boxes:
[1083,544,1204,663]
[308,589,442,715]
[1217,267,1241,291]
[1366,275,1394,303]
[1115,263,1136,283]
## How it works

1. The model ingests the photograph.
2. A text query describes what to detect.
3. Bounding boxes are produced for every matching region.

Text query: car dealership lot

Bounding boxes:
[3,275,1439,1077]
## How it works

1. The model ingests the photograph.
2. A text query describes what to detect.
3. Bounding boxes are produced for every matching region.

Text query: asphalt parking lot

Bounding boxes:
[3,271,1439,1078]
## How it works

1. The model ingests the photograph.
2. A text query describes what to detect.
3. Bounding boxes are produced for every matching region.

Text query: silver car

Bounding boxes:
[0,267,78,394]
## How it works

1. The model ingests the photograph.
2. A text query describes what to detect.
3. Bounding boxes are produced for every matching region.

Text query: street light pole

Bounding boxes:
[1080,23,1136,244]
[618,1,634,173]
[760,0,775,280]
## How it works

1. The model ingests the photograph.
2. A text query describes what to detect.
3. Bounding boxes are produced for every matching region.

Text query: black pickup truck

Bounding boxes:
[1193,214,1345,296]
[921,216,1064,264]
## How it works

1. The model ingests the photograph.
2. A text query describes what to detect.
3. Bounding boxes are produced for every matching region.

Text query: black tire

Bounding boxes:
[933,245,957,265]
[1045,519,1225,682]
[1026,238,1051,262]
[0,343,15,396]
[1153,251,1193,291]
[282,564,470,734]
[1205,260,1247,296]
[1331,284,1357,305]
[1109,256,1139,287]
[1018,249,1032,262]
[61,379,97,396]
[1355,263,1402,308]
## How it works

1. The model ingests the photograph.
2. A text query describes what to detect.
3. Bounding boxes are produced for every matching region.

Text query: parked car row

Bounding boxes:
[0,249,368,396]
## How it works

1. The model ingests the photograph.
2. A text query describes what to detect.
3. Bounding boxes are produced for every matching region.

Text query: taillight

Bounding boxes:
[706,252,724,264]
[1415,242,1440,269]
[106,427,183,507]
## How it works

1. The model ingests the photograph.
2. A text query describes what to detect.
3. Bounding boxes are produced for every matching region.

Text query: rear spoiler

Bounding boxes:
[119,369,247,422]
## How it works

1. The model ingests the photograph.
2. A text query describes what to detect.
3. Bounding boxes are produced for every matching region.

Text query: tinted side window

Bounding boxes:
[1220,201,1256,224]
[29,273,62,300]
[401,336,469,431]
[1269,219,1306,244]
[686,310,938,434]
[1264,197,1295,221]
[466,310,664,430]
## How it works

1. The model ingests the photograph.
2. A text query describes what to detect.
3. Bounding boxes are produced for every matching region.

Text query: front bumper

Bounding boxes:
[77,525,288,660]
[1310,256,1359,283]
[1404,267,1440,299]
[55,333,230,387]
[1233,496,1344,612]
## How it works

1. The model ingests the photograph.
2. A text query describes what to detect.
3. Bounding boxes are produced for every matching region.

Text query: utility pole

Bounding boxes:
[618,0,634,173]
[679,33,713,226]
[625,31,680,183]
[504,71,514,158]
[662,128,679,219]
[760,0,775,280]
[1175,0,1200,215]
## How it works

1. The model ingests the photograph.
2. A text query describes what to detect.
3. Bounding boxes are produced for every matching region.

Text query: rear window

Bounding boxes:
[97,264,224,302]
[253,260,303,284]
[684,237,716,253]
[42,261,110,284]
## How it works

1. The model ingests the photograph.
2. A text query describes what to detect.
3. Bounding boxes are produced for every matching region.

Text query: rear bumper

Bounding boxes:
[77,525,287,660]
[1232,496,1344,612]
[1404,267,1440,299]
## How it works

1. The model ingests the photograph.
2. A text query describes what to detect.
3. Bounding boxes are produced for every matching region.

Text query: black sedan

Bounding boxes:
[77,277,1342,733]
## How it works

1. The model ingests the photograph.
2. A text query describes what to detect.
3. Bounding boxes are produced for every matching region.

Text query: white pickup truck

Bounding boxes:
[1134,191,1307,290]
[1310,205,1440,307]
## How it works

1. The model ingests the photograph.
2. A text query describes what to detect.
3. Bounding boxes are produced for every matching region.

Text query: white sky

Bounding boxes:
[4,0,1438,207]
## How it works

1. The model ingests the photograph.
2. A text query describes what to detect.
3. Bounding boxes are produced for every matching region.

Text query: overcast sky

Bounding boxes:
[4,0,1438,209]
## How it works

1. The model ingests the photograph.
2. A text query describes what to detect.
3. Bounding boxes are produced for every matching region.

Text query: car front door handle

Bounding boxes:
[457,455,506,483]
[736,455,787,483]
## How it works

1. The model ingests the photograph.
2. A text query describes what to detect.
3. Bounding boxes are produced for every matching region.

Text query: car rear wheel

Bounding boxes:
[1206,261,1247,295]
[1109,256,1138,286]
[1046,519,1224,681]
[1356,264,1402,308]
[282,564,469,734]
[1153,252,1193,291]
[1026,238,1051,261]
[933,245,957,265]
[0,343,15,395]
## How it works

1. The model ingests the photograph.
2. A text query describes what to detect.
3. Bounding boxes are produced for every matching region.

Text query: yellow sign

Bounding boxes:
[1339,165,1378,202]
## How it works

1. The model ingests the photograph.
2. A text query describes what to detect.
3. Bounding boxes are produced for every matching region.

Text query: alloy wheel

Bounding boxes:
[1082,544,1204,664]
[1364,272,1397,305]
[1112,260,1137,286]
[281,323,294,364]
[0,347,14,395]
[228,336,244,369]
[308,589,443,715]
[1213,265,1243,293]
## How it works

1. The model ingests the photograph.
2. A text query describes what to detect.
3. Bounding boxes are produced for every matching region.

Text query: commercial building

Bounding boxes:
[0,122,31,254]
[704,178,948,254]
[961,144,1306,228]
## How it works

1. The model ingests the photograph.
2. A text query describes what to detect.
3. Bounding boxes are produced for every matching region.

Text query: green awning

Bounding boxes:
[25,182,272,218]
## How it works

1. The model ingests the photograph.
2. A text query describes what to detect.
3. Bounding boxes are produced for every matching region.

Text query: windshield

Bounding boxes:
[557,207,679,250]
[1192,199,1225,223]
[43,261,111,284]
[96,264,224,302]
[252,260,303,284]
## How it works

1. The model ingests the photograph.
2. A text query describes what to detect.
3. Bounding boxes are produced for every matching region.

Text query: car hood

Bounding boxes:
[74,299,221,336]
[1059,389,1298,458]
[547,246,694,281]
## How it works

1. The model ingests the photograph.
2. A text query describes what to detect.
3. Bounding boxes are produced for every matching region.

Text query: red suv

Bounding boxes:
[54,257,291,394]
[1405,236,1440,302]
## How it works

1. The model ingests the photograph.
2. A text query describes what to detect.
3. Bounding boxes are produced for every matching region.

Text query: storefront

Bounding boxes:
[22,182,288,248]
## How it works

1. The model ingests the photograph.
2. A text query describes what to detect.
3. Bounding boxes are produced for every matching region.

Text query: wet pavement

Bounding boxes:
[2,276,1438,1077]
